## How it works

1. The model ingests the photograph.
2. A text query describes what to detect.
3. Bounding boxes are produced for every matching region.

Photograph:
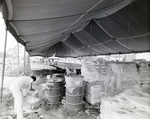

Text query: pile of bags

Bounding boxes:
[84,81,105,105]
[136,60,150,94]
[81,62,101,82]
[100,85,150,119]
[81,59,141,105]
[109,62,140,91]
[137,60,150,83]
[139,66,150,83]
[81,59,118,105]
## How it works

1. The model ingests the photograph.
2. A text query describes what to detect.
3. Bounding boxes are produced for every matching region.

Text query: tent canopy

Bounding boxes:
[1,0,150,57]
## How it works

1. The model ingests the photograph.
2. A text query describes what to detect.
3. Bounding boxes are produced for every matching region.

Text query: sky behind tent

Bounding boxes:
[0,12,16,52]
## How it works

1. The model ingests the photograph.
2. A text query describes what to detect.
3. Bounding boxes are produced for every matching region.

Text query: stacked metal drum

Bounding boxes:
[46,73,65,104]
[65,76,84,112]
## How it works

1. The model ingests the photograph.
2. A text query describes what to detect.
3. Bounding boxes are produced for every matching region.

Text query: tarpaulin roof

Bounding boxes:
[1,0,150,57]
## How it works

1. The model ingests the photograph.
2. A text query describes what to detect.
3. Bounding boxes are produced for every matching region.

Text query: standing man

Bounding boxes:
[9,76,36,119]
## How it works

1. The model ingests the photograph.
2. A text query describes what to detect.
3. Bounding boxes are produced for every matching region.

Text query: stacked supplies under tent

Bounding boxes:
[109,62,140,91]
[100,85,150,119]
[84,81,105,105]
[139,66,150,83]
[81,59,140,105]
[81,59,119,105]
[137,60,150,94]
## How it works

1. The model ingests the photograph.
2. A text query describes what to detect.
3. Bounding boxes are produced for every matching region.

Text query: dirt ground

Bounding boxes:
[0,86,99,119]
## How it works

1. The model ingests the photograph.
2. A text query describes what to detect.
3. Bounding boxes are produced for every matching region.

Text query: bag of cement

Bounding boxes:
[139,66,150,83]
[81,59,109,82]
[100,86,150,119]
[0,116,13,119]
[109,63,140,91]
[81,62,101,82]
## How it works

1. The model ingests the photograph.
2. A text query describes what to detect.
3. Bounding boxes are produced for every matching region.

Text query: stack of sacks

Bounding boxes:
[100,85,150,119]
[81,62,101,82]
[139,66,150,83]
[138,61,150,83]
[82,59,119,105]
[138,60,150,94]
[109,62,140,91]
[84,81,105,105]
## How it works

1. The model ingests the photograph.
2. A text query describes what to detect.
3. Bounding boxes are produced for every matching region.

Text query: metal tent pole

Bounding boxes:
[17,42,19,76]
[0,27,8,102]
[26,53,31,73]
[24,47,26,73]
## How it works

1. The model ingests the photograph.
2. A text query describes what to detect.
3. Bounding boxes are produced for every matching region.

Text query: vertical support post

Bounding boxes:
[24,47,26,73]
[26,53,31,73]
[17,42,19,76]
[1,28,8,102]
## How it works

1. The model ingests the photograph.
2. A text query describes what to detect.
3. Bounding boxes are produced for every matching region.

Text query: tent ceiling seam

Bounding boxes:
[114,11,149,48]
[86,45,107,54]
[27,39,58,48]
[9,22,19,36]
[63,0,103,33]
[73,33,90,45]
[5,0,13,20]
[96,0,132,18]
[19,27,67,36]
[34,37,69,55]
[74,31,111,54]
[62,41,83,54]
[10,13,83,21]
[134,2,150,21]
[16,21,86,36]
[116,32,150,40]
[94,19,113,38]
[10,0,124,21]
[89,20,117,52]
[74,30,115,53]
[116,40,132,51]
[123,7,148,32]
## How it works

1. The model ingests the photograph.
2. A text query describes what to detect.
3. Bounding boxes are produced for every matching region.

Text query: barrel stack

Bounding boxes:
[65,76,84,112]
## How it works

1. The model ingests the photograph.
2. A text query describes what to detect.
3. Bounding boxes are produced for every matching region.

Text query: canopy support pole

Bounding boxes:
[24,47,26,73]
[17,42,19,76]
[26,53,31,73]
[1,27,8,102]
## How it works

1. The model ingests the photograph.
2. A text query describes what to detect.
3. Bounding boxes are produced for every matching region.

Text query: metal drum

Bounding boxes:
[65,102,83,112]
[52,73,64,79]
[61,81,66,97]
[52,73,66,97]
[65,86,83,112]
[46,81,62,104]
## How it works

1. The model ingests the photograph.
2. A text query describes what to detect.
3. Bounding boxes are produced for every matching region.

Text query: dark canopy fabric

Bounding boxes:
[1,0,150,57]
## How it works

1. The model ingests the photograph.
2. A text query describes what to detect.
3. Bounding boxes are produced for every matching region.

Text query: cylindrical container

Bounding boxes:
[66,86,83,95]
[61,81,66,97]
[65,102,83,112]
[65,76,83,87]
[52,73,64,79]
[52,73,66,97]
[46,81,62,103]
[65,86,83,112]
[66,94,83,104]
